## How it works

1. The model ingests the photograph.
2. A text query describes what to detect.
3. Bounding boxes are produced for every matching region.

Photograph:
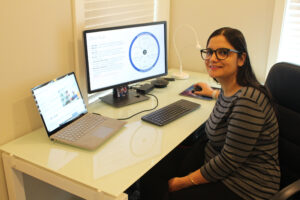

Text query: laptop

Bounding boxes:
[32,72,126,150]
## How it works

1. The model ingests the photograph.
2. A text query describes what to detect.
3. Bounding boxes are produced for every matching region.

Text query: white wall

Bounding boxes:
[169,0,275,83]
[267,0,286,76]
[0,1,74,199]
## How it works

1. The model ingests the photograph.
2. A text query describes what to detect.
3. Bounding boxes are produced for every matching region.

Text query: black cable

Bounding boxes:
[117,93,159,120]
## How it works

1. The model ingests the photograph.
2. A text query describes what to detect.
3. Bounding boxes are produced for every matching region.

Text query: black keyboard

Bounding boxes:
[141,99,200,126]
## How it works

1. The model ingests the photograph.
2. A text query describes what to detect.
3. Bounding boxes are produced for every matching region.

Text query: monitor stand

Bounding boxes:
[100,85,149,107]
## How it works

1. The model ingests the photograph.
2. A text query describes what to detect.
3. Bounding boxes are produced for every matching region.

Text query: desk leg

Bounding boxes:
[2,153,26,200]
[2,152,128,200]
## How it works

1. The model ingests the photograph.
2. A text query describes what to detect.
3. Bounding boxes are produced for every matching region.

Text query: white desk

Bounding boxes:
[0,70,218,200]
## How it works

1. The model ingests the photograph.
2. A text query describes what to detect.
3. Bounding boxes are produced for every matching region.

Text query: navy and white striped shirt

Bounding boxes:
[200,87,280,200]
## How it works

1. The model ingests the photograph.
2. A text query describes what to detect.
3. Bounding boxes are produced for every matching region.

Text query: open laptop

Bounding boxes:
[32,72,126,150]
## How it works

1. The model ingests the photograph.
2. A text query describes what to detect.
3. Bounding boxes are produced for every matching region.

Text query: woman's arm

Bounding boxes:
[168,169,209,192]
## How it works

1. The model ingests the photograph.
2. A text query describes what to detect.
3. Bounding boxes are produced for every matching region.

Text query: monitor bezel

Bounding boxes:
[83,21,168,94]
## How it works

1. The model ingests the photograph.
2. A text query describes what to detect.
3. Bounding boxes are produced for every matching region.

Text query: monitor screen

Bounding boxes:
[83,21,167,107]
[83,21,167,94]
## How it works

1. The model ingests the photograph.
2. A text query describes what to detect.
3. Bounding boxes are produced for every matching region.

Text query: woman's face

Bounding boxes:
[205,35,245,83]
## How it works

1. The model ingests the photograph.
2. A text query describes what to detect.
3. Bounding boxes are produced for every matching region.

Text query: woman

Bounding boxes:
[139,27,280,200]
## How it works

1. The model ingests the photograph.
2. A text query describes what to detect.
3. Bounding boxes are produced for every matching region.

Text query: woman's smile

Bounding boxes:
[208,65,221,70]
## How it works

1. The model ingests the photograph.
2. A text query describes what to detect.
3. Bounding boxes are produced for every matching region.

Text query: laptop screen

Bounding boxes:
[32,72,87,134]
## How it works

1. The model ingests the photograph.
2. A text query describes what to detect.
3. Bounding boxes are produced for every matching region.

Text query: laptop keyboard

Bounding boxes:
[141,99,200,126]
[55,113,106,142]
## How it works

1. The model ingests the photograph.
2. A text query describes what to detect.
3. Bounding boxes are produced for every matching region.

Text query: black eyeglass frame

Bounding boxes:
[200,48,241,60]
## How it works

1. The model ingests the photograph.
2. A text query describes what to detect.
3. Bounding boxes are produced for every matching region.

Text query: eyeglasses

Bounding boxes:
[200,48,241,60]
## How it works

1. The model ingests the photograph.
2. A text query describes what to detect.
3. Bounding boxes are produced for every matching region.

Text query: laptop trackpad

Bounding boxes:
[92,127,113,138]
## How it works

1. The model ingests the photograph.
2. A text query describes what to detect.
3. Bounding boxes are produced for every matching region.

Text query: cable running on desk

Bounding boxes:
[117,94,158,120]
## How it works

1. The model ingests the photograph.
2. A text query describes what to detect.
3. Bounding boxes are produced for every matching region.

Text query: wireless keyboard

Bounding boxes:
[141,99,200,126]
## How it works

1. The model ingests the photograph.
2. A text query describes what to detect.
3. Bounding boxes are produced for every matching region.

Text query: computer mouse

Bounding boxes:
[193,85,202,91]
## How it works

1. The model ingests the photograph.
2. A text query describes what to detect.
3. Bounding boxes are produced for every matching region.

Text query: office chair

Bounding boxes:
[265,62,300,200]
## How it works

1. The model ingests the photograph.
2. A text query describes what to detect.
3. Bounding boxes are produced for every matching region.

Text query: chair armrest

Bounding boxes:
[270,179,300,200]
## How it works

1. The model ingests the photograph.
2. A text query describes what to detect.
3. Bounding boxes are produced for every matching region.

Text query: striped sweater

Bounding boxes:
[200,86,280,200]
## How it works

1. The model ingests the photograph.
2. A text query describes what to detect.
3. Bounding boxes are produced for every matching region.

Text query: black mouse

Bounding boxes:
[193,85,202,91]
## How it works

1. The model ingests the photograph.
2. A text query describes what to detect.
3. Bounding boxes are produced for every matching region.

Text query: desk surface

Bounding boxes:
[0,70,218,198]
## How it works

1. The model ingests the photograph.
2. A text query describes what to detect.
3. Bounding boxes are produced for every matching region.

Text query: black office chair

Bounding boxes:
[265,62,300,200]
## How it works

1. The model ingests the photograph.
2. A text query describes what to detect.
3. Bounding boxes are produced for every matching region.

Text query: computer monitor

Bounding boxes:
[83,21,167,107]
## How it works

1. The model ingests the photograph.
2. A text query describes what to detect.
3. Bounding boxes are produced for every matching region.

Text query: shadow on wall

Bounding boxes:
[12,95,43,139]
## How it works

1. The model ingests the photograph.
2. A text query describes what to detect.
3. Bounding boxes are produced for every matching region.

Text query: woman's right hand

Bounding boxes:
[193,82,214,97]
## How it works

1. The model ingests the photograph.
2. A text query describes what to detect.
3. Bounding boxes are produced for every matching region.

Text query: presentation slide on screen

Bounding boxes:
[85,24,166,91]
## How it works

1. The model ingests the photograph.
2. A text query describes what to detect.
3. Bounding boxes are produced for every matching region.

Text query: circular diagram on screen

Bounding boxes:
[129,32,160,72]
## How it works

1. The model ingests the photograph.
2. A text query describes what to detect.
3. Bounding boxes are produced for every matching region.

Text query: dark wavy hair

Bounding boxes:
[207,27,273,101]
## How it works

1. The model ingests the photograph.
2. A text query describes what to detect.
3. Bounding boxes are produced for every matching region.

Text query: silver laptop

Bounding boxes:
[32,72,126,150]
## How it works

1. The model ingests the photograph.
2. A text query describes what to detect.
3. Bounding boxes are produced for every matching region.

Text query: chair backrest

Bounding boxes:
[265,62,300,189]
